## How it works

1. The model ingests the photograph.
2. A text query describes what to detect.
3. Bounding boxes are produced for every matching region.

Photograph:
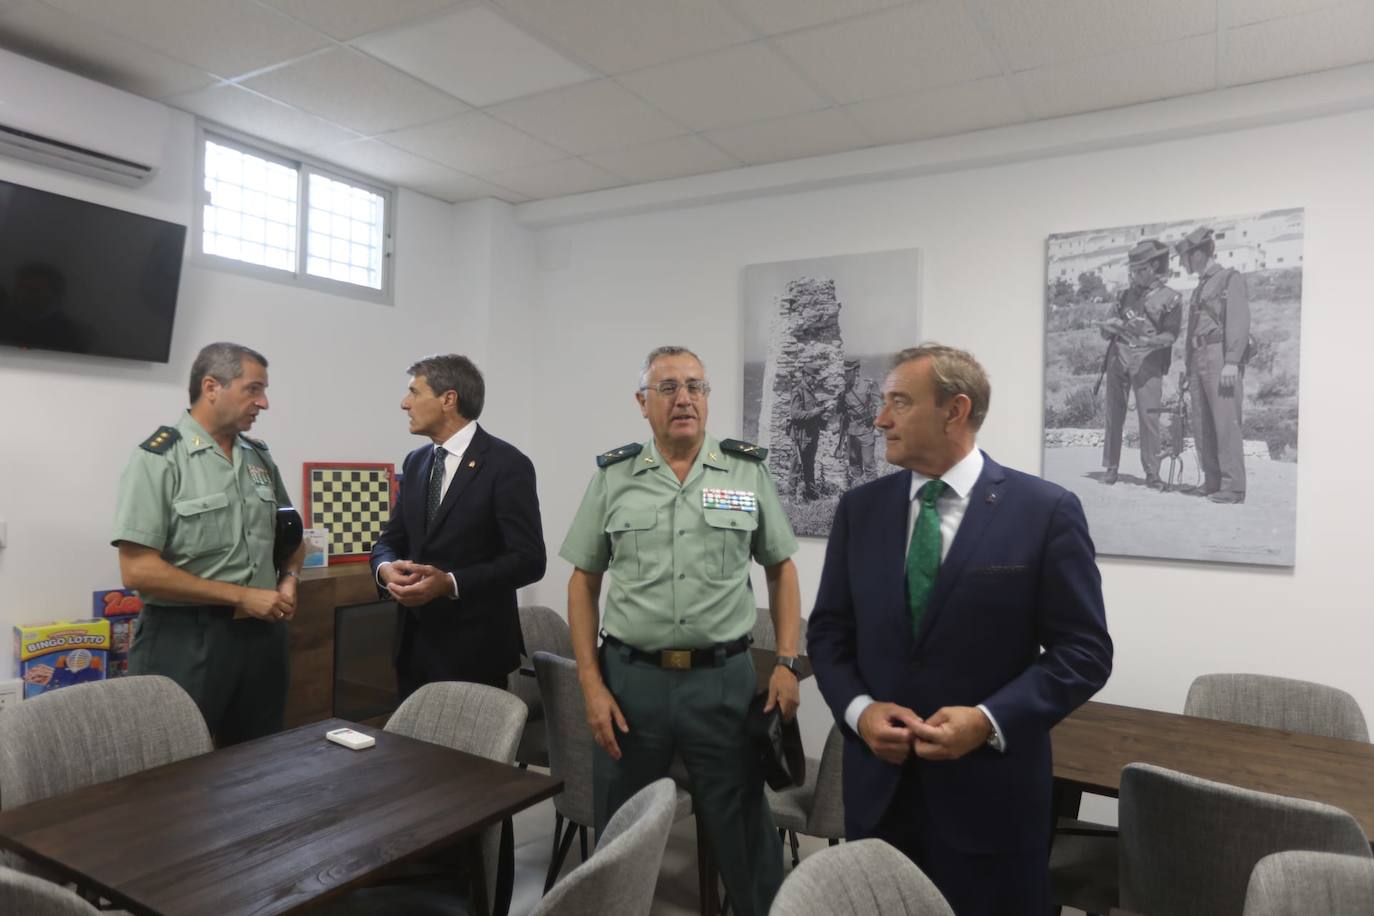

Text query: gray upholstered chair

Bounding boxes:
[1243,850,1374,916]
[531,777,677,916]
[769,838,954,915]
[0,866,101,916]
[767,722,844,867]
[0,675,212,809]
[509,605,575,769]
[1184,673,1370,742]
[532,651,692,891]
[1118,762,1372,916]
[385,681,529,916]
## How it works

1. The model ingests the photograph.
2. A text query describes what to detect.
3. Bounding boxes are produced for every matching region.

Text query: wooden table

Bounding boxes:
[0,719,561,916]
[1052,701,1374,835]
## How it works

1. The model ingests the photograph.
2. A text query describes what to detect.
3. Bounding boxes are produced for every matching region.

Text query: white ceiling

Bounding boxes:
[1,0,1372,204]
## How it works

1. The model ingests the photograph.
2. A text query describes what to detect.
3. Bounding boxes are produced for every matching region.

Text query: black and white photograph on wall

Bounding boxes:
[743,248,920,538]
[1042,209,1303,566]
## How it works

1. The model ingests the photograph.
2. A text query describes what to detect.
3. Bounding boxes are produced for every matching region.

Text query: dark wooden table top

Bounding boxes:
[1053,701,1374,835]
[0,718,561,916]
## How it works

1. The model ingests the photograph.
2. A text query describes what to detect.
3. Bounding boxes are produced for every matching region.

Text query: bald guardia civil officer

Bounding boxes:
[113,342,302,746]
[807,344,1113,916]
[560,346,801,916]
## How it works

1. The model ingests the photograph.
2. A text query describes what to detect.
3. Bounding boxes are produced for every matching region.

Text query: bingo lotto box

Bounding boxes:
[14,620,111,699]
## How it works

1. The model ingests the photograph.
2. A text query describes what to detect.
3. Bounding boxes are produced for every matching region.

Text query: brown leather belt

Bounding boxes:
[602,633,750,670]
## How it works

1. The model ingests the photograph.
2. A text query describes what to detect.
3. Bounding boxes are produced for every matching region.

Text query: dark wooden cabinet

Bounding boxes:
[285,565,383,728]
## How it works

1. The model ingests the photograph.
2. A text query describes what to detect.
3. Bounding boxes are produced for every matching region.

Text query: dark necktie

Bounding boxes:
[425,445,447,528]
[906,479,946,634]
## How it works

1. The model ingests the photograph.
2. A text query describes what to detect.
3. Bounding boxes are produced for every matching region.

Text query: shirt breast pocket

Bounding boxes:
[606,511,659,581]
[172,492,233,558]
[702,509,757,581]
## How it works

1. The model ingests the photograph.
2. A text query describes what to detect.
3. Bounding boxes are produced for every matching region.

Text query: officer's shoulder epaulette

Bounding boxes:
[139,426,180,455]
[720,438,768,461]
[596,443,643,468]
[239,434,269,451]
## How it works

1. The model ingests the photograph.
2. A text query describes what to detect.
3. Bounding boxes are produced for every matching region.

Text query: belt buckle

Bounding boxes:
[661,649,692,670]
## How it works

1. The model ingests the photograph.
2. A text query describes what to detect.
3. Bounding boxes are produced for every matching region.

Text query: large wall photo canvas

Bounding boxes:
[743,249,920,538]
[1042,209,1303,566]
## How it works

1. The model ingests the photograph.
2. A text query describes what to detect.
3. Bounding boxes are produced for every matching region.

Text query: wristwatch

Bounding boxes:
[774,655,799,673]
[281,570,301,581]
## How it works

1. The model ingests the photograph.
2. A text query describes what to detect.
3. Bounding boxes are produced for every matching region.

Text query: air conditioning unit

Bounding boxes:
[0,47,169,187]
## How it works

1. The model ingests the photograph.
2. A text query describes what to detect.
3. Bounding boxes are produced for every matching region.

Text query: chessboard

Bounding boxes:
[302,463,395,564]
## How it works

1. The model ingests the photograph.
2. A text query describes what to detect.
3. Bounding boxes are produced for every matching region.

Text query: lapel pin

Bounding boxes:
[986,492,999,504]
[468,460,476,468]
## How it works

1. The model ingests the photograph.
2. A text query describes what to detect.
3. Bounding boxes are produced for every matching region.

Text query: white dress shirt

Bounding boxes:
[376,421,479,598]
[842,446,1008,751]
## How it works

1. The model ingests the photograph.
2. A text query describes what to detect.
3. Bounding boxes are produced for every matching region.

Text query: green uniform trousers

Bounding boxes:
[595,645,782,916]
[130,605,289,746]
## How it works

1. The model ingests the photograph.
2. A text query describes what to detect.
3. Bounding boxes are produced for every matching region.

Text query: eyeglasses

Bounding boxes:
[641,380,711,399]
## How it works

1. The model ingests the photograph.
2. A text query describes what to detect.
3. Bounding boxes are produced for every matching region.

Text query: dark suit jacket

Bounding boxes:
[370,425,546,686]
[808,452,1112,855]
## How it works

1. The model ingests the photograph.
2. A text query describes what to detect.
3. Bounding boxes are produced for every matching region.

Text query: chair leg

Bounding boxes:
[543,820,577,893]
[788,830,799,868]
[828,838,839,847]
[578,825,589,863]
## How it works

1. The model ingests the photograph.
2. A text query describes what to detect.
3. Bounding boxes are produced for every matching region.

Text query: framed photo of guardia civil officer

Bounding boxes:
[741,248,921,539]
[1041,209,1303,567]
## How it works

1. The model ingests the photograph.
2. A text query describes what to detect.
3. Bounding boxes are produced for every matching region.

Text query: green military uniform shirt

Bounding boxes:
[560,435,797,651]
[112,411,290,603]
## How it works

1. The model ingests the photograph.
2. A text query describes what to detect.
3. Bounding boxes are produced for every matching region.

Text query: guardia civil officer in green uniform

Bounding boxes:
[1177,227,1251,503]
[1099,238,1182,488]
[561,346,802,916]
[112,342,303,746]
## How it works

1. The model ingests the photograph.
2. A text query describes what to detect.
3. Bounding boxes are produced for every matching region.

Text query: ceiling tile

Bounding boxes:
[353,4,593,107]
[967,0,1214,73]
[618,42,828,131]
[1223,3,1374,86]
[1222,0,1352,28]
[259,0,461,41]
[726,0,909,36]
[412,171,528,203]
[493,0,754,74]
[845,77,1024,144]
[705,107,869,164]
[309,137,470,185]
[167,84,361,149]
[486,79,686,155]
[244,48,467,135]
[586,134,741,182]
[477,157,623,199]
[1015,34,1215,119]
[379,111,567,173]
[0,2,213,98]
[38,0,330,78]
[775,0,1000,103]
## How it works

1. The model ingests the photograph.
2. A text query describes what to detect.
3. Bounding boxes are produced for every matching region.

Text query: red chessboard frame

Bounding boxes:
[302,462,396,565]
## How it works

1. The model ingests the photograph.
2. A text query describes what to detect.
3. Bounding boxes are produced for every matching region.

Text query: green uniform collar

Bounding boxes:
[176,411,219,455]
[634,436,728,476]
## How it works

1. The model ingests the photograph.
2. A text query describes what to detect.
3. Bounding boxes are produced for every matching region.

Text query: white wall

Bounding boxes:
[516,97,1374,766]
[0,110,471,670]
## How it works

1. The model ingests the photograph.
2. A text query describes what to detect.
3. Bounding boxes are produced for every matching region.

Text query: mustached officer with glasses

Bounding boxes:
[560,345,802,916]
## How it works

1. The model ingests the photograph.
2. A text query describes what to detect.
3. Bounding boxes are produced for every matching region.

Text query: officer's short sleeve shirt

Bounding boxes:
[559,435,798,650]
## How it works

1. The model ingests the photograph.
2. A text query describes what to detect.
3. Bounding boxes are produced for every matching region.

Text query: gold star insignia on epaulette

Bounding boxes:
[720,438,768,461]
[597,443,644,468]
[139,426,181,455]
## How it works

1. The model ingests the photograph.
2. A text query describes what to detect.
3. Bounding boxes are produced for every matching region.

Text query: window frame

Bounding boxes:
[192,123,396,306]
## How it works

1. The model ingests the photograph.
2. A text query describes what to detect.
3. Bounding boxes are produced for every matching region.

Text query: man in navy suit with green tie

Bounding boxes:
[808,344,1113,915]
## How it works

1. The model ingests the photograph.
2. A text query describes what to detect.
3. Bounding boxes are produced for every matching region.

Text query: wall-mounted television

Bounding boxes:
[0,178,186,363]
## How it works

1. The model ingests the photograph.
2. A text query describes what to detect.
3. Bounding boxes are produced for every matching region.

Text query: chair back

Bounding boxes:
[0,675,211,808]
[769,839,954,915]
[1243,850,1374,915]
[1184,674,1369,742]
[510,606,573,767]
[0,866,100,915]
[385,681,528,913]
[532,778,676,916]
[532,652,595,826]
[805,724,846,838]
[1119,763,1372,916]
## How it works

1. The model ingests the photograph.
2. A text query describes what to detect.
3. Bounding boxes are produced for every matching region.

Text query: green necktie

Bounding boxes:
[906,479,946,634]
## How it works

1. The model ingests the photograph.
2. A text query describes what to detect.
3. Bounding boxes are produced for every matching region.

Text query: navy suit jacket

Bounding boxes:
[807,452,1112,854]
[370,426,546,684]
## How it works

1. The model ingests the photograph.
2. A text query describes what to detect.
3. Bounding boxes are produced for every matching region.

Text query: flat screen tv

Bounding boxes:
[0,178,186,363]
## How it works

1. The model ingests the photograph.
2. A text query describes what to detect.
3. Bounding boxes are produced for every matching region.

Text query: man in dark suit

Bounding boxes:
[808,344,1112,916]
[371,354,546,698]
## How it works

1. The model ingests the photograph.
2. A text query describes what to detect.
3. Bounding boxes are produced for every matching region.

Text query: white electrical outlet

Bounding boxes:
[0,678,23,712]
